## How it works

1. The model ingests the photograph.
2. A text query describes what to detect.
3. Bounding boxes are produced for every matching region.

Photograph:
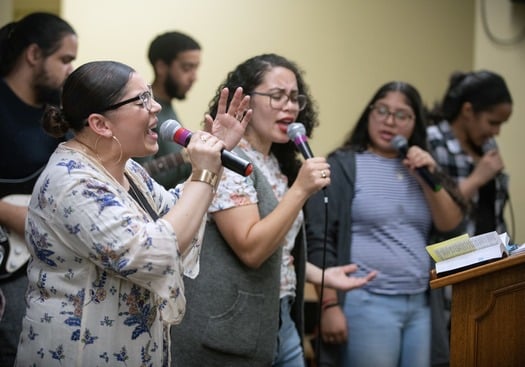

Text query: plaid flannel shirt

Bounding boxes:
[427,120,509,236]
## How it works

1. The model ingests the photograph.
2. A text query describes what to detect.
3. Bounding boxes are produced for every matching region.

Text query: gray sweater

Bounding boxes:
[171,160,305,367]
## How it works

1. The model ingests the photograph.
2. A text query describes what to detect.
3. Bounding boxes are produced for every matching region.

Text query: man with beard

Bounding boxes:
[0,12,77,366]
[135,31,201,188]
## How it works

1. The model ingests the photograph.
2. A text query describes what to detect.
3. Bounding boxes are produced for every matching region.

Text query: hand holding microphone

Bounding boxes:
[287,122,330,191]
[475,139,505,184]
[160,119,253,176]
[475,150,504,184]
[391,135,442,192]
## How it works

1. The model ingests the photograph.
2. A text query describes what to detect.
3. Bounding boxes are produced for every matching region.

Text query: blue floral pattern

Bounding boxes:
[16,144,203,366]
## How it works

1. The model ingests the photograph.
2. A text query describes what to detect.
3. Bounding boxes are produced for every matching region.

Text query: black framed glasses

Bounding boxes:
[101,85,154,113]
[369,104,414,125]
[251,90,307,111]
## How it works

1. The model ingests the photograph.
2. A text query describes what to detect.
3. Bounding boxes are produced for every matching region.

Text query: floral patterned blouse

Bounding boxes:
[208,139,302,299]
[16,144,202,367]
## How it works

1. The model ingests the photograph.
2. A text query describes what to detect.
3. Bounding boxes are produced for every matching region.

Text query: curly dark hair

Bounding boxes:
[206,53,319,185]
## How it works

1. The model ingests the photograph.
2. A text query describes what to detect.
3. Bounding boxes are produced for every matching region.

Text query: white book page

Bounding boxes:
[436,243,504,274]
[469,231,502,250]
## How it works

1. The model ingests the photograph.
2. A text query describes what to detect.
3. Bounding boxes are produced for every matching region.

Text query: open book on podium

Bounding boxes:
[426,231,514,277]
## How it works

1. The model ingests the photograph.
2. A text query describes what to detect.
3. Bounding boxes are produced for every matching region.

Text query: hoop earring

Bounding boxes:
[94,135,103,163]
[94,135,123,164]
[112,135,123,164]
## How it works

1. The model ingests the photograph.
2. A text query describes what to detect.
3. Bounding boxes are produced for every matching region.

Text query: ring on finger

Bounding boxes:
[320,170,327,179]
[200,135,208,143]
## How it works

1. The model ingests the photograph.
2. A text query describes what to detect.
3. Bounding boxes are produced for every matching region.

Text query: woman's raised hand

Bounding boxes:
[204,87,252,151]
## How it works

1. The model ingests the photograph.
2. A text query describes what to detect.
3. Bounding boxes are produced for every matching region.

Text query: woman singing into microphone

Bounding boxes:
[171,53,376,367]
[15,60,250,366]
[304,81,466,367]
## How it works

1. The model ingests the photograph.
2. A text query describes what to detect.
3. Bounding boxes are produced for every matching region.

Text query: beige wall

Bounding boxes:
[474,0,525,242]
[0,1,13,25]
[3,0,59,20]
[58,0,474,152]
[7,0,523,241]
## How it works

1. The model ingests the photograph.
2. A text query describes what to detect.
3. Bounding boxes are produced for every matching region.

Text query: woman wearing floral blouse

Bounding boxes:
[15,60,250,366]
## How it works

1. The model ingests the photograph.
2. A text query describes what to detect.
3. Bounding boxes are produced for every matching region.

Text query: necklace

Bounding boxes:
[73,137,96,156]
[73,137,106,165]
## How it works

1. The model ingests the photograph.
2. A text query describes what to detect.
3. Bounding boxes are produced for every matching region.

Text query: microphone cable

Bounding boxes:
[507,192,516,243]
[315,187,329,367]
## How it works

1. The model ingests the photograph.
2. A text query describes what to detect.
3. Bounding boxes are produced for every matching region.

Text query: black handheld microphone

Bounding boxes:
[287,122,314,159]
[391,135,442,192]
[159,119,253,177]
[482,138,498,154]
[482,137,507,185]
[287,122,329,193]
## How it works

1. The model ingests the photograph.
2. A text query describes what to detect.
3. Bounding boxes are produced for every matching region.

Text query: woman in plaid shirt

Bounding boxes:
[426,70,513,367]
[427,70,513,237]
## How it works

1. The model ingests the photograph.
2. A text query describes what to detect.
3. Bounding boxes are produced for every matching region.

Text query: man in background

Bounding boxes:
[0,12,78,366]
[135,31,201,188]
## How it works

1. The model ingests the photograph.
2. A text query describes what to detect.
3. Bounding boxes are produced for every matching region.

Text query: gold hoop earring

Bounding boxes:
[112,135,123,164]
[94,135,123,164]
[94,135,103,162]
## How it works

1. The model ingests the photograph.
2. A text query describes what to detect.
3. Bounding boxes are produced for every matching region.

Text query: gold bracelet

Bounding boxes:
[191,169,218,189]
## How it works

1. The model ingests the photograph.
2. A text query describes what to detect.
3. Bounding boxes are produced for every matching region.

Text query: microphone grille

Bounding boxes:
[159,119,181,142]
[391,135,408,151]
[482,138,498,153]
[287,122,307,140]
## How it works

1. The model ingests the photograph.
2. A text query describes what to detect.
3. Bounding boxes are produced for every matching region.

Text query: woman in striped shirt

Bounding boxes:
[305,81,466,367]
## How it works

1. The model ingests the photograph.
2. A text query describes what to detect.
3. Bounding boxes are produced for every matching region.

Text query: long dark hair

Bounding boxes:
[339,81,469,214]
[429,70,513,123]
[0,12,76,77]
[42,61,135,137]
[206,53,319,185]
[339,81,428,153]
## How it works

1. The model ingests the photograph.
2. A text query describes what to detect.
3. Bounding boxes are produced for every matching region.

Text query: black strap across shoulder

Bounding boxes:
[125,173,159,221]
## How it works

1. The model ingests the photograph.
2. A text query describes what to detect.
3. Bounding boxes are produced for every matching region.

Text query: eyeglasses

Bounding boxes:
[251,90,307,111]
[370,104,414,125]
[101,85,154,113]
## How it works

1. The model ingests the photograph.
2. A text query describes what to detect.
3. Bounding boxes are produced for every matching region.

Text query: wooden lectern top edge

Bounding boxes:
[429,252,525,289]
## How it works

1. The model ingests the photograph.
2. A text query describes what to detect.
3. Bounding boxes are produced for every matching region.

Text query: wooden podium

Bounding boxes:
[430,253,525,367]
